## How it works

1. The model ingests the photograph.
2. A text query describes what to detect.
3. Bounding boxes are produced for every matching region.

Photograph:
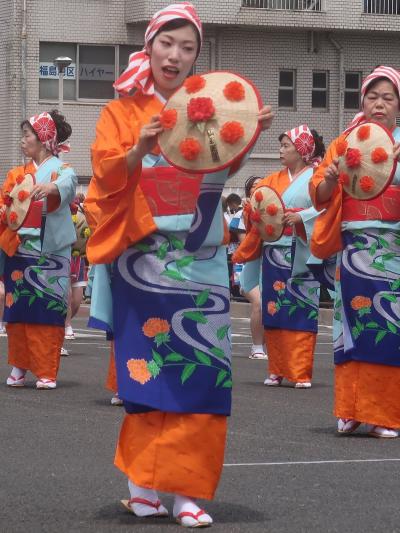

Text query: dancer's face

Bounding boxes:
[363,79,399,129]
[148,24,198,99]
[279,135,302,169]
[20,124,43,159]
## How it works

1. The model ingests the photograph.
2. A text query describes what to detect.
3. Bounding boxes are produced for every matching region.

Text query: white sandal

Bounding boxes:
[36,378,57,390]
[337,418,361,434]
[264,374,283,386]
[121,497,168,517]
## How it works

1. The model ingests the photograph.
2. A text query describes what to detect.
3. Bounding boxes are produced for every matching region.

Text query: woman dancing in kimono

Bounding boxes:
[0,110,77,389]
[234,126,325,388]
[310,65,400,438]
[85,3,273,527]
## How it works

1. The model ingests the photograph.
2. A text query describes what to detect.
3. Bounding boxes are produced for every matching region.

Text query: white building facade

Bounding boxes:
[1,0,400,193]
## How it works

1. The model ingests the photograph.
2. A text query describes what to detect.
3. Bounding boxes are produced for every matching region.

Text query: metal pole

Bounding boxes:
[58,69,64,114]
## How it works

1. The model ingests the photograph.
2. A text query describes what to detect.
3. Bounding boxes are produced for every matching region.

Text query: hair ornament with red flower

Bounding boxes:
[29,112,70,156]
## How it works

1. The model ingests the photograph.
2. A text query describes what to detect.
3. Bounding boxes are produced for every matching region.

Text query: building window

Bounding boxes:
[279,70,296,108]
[312,71,328,109]
[242,0,325,11]
[39,42,141,101]
[363,0,400,14]
[344,72,361,110]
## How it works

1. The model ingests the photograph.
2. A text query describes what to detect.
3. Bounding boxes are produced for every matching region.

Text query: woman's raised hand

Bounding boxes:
[258,105,274,131]
[135,115,164,158]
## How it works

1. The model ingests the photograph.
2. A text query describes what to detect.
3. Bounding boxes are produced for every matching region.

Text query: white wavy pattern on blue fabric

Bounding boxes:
[16,247,69,302]
[117,234,231,368]
[342,230,400,327]
[265,245,319,311]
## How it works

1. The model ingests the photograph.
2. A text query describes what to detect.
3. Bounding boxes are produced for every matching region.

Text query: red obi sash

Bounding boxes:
[342,186,400,222]
[139,167,203,217]
[21,200,43,228]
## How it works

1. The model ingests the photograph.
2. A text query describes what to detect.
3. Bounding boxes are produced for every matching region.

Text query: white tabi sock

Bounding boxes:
[10,366,26,379]
[127,479,167,517]
[251,344,264,354]
[173,495,213,526]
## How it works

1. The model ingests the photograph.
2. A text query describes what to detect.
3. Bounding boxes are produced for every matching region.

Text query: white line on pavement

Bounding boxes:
[224,458,400,467]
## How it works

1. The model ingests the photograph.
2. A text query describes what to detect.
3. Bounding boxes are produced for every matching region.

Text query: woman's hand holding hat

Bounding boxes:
[258,105,274,131]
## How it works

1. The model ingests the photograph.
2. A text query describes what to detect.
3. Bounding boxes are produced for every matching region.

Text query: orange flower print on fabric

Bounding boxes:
[184,75,206,94]
[142,318,170,337]
[351,296,372,310]
[357,125,370,141]
[223,81,245,102]
[267,301,277,316]
[371,147,389,164]
[359,175,375,193]
[127,358,152,385]
[273,281,286,292]
[160,109,178,130]
[11,270,23,282]
[336,138,348,157]
[5,292,14,308]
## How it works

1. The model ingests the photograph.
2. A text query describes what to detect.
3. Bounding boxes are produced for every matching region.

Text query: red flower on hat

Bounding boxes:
[336,139,348,157]
[359,175,375,192]
[17,190,30,202]
[9,211,18,224]
[339,172,350,186]
[187,97,215,122]
[179,138,202,161]
[266,203,278,216]
[265,224,274,236]
[220,121,244,144]
[357,125,370,141]
[254,190,264,203]
[346,148,362,168]
[16,175,24,185]
[160,109,178,130]
[371,147,388,164]
[3,195,12,207]
[223,81,245,102]
[250,210,261,223]
[184,75,206,94]
[294,132,314,158]
[33,115,56,141]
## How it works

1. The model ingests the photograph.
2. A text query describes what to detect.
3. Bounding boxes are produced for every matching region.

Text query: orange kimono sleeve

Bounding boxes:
[309,137,344,259]
[0,164,34,257]
[85,96,158,264]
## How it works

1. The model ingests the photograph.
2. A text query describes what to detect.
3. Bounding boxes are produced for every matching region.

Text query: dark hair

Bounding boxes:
[244,175,262,198]
[364,75,400,100]
[152,18,201,56]
[279,129,325,159]
[21,109,72,144]
[226,193,241,206]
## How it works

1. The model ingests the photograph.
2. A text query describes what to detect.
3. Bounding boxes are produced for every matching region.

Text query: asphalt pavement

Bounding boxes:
[0,302,399,533]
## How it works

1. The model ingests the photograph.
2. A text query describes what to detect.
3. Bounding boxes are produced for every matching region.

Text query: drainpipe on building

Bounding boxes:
[21,0,27,124]
[328,34,344,134]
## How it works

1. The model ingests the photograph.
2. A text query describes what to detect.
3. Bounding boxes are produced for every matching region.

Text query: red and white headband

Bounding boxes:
[114,2,202,96]
[284,124,321,167]
[29,112,70,156]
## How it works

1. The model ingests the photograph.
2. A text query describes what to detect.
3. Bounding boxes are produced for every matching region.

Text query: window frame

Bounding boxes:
[278,69,296,110]
[344,71,362,111]
[311,70,329,111]
[39,42,142,104]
